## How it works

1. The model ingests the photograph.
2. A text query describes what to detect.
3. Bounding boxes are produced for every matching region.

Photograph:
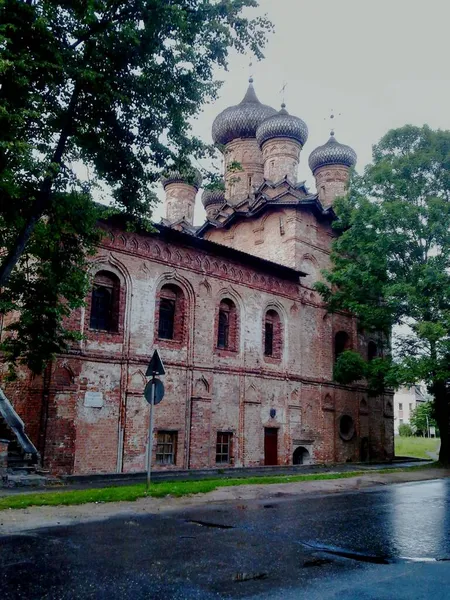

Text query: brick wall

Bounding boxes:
[314,165,350,207]
[261,137,302,183]
[224,138,265,203]
[1,219,393,474]
[164,182,197,224]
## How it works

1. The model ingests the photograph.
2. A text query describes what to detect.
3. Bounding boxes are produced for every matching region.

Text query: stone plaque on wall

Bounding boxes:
[84,391,104,408]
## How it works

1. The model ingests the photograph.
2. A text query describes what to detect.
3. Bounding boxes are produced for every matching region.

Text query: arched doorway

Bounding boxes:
[293,446,310,465]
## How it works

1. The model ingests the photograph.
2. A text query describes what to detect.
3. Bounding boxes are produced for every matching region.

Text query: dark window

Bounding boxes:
[158,298,175,339]
[264,321,274,356]
[158,284,185,341]
[368,341,378,361]
[90,271,120,332]
[217,310,229,349]
[216,432,232,464]
[216,299,237,351]
[399,403,403,411]
[156,431,177,465]
[335,331,350,362]
[409,403,412,411]
[264,309,282,359]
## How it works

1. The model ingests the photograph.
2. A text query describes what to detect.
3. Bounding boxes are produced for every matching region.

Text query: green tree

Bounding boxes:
[0,0,271,374]
[316,125,450,463]
[410,401,437,436]
[398,423,414,437]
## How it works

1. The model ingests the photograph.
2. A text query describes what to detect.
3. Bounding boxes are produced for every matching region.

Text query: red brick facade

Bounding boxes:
[1,221,394,475]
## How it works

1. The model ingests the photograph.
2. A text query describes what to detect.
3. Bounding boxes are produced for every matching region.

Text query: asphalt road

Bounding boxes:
[1,479,450,599]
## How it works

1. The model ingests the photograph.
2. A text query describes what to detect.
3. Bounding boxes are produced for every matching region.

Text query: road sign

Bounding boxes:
[146,349,166,376]
[144,379,164,405]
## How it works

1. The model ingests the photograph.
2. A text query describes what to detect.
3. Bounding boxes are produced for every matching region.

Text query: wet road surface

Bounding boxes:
[1,478,450,599]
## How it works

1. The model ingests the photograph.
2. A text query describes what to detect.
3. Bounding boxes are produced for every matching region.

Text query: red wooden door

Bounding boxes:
[264,428,278,466]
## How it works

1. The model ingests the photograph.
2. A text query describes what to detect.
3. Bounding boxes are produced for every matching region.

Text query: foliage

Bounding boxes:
[398,423,414,437]
[0,0,271,374]
[410,401,438,435]
[333,350,366,385]
[316,125,450,462]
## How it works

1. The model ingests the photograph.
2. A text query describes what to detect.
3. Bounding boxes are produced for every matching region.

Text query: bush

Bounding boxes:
[399,423,414,437]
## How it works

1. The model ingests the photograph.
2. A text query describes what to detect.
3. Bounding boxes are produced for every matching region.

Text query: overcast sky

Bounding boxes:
[154,0,450,224]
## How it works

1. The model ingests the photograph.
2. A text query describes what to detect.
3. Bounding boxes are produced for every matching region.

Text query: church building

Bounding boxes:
[0,79,394,475]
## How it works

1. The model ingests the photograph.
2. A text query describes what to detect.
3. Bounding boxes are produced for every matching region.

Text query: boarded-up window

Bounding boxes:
[216,432,232,464]
[156,431,177,465]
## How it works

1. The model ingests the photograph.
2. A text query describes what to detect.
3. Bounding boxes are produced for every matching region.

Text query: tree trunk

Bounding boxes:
[434,380,450,464]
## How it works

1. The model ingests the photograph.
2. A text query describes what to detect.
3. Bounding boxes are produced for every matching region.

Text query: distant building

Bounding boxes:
[394,385,427,434]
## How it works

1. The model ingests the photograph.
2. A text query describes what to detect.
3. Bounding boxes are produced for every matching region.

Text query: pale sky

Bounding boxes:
[153,0,450,224]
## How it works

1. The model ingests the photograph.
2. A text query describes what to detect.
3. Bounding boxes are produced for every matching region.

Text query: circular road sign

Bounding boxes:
[144,379,165,405]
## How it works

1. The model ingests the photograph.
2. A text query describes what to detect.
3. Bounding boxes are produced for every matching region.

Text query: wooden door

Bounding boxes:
[264,428,278,466]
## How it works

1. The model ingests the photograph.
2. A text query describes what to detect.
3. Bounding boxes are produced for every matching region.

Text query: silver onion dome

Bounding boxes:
[212,79,277,146]
[160,168,202,190]
[201,188,225,208]
[308,132,357,174]
[256,104,309,148]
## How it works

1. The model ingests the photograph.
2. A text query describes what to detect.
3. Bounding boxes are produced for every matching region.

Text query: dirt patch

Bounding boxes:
[0,468,448,536]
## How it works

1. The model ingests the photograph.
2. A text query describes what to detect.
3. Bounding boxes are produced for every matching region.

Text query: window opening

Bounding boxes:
[368,341,378,361]
[264,321,274,356]
[156,431,177,465]
[216,432,232,464]
[217,310,230,349]
[90,271,119,332]
[158,298,175,339]
[335,331,350,362]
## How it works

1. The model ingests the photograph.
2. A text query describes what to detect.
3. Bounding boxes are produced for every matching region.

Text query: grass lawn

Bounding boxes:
[0,465,436,512]
[395,435,440,459]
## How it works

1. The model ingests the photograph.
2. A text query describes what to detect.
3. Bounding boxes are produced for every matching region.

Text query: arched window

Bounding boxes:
[217,298,238,351]
[90,271,120,332]
[158,284,185,341]
[264,309,282,359]
[334,331,350,363]
[368,341,378,361]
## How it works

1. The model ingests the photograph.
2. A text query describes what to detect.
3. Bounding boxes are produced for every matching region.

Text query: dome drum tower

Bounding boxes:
[256,104,308,184]
[308,133,357,207]
[161,170,202,225]
[212,79,277,205]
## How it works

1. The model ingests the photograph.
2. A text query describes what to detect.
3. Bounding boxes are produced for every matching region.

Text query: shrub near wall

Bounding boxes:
[399,423,414,437]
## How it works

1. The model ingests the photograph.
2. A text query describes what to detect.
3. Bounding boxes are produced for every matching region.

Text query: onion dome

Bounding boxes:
[308,132,357,174]
[212,78,277,146]
[201,187,225,209]
[160,168,202,190]
[256,104,309,148]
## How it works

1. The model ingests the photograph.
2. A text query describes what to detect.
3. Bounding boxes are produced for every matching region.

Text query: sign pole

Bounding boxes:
[146,375,155,492]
